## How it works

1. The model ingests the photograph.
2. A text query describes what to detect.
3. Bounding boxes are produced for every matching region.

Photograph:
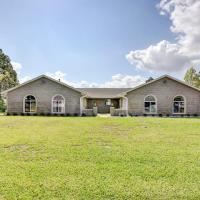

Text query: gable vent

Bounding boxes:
[163,79,167,84]
[41,79,46,84]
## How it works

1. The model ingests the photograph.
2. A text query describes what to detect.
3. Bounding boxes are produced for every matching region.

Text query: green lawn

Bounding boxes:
[0,116,200,199]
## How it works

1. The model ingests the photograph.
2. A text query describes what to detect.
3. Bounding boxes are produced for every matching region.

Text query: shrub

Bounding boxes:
[186,114,190,117]
[166,114,170,117]
[13,113,18,116]
[81,113,86,117]
[0,98,6,112]
[143,114,147,117]
[159,114,163,117]
[73,113,79,117]
[181,114,184,117]
[193,114,198,117]
[6,112,10,116]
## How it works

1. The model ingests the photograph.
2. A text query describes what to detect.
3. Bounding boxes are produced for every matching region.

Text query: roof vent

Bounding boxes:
[41,79,46,84]
[58,79,61,82]
[163,80,167,84]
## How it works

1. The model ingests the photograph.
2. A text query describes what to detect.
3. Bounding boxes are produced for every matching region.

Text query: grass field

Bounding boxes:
[0,116,200,199]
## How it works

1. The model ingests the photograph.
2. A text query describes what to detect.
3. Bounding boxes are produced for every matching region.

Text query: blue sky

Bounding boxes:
[0,0,199,87]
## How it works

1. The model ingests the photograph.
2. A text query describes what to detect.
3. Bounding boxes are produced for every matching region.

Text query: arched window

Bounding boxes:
[144,95,157,113]
[24,95,36,113]
[52,95,65,113]
[173,96,185,114]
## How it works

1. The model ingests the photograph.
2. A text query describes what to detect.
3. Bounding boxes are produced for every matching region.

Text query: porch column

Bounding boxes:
[80,96,87,115]
[122,97,128,115]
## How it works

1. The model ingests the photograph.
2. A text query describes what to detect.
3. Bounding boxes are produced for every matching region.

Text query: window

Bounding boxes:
[173,96,185,114]
[144,95,157,114]
[105,99,111,106]
[52,95,65,113]
[24,95,36,113]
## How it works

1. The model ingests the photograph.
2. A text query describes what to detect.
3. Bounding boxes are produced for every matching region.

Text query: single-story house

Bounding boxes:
[2,74,200,116]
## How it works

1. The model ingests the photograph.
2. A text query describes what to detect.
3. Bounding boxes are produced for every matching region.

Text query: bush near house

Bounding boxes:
[0,116,200,199]
[0,98,6,112]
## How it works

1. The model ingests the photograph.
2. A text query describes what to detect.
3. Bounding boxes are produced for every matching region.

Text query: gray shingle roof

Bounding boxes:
[77,88,131,98]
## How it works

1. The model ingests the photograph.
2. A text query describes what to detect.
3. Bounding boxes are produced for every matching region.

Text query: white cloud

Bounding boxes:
[46,70,66,82]
[126,0,200,73]
[11,61,33,83]
[100,74,145,88]
[158,0,200,57]
[46,70,99,87]
[126,40,190,72]
[19,76,32,83]
[11,62,22,74]
[45,71,145,88]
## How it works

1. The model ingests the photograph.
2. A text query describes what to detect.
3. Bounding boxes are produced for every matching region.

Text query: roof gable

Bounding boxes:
[125,75,200,94]
[1,75,84,95]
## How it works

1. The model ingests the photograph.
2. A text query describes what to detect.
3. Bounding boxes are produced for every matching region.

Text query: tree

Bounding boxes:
[0,98,6,112]
[184,67,200,88]
[146,77,154,83]
[0,49,19,91]
[0,49,19,112]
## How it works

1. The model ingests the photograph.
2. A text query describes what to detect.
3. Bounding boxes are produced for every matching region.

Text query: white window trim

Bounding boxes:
[144,94,157,114]
[172,95,186,114]
[23,94,37,113]
[51,94,65,114]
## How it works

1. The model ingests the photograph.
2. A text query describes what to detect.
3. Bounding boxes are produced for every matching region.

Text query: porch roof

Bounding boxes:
[77,88,131,98]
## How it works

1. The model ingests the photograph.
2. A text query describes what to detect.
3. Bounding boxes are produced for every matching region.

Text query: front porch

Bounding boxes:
[80,97,128,116]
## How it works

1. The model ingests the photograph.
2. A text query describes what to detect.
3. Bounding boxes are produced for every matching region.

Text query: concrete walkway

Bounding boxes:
[97,114,111,118]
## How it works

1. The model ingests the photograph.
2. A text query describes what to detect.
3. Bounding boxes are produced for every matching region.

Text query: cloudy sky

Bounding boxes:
[0,0,200,87]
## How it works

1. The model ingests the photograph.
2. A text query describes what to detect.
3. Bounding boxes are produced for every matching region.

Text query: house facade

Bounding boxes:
[2,74,200,116]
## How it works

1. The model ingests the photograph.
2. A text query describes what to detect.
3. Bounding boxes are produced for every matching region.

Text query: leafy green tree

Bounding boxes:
[0,49,19,112]
[0,49,18,91]
[184,67,200,88]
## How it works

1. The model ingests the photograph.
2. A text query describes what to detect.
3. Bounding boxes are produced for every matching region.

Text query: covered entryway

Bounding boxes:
[86,98,120,113]
[79,88,130,116]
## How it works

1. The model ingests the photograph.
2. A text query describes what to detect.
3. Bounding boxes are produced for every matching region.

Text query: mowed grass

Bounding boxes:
[0,117,200,199]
